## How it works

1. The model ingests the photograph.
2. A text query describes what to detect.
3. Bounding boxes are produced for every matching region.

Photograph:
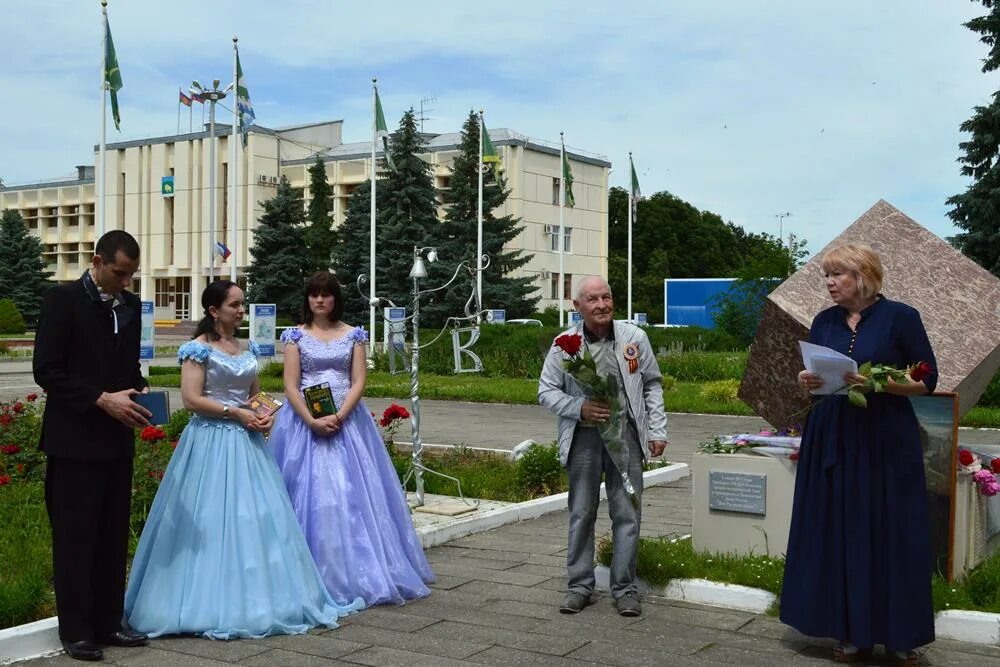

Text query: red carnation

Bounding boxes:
[0,445,21,455]
[959,449,975,466]
[140,426,167,442]
[12,402,24,414]
[26,393,38,402]
[991,459,1000,475]
[910,361,934,383]
[0,414,12,426]
[380,404,410,427]
[554,333,583,357]
[789,451,800,461]
[0,475,10,486]
[16,464,24,474]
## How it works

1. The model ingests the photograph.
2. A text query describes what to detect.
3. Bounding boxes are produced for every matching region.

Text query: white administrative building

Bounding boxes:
[0,120,610,321]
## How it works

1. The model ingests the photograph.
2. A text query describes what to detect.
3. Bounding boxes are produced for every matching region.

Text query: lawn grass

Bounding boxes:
[601,535,1000,616]
[0,483,55,628]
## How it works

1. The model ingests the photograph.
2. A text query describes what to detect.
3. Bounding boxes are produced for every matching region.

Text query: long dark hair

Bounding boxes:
[193,280,238,341]
[302,272,345,325]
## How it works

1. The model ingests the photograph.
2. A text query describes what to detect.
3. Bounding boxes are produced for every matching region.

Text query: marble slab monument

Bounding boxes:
[740,200,1000,428]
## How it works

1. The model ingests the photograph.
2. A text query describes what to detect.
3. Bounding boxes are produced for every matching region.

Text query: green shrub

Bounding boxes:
[658,351,746,382]
[164,408,192,440]
[661,374,677,392]
[0,299,26,335]
[699,379,740,402]
[978,370,1000,408]
[515,443,563,496]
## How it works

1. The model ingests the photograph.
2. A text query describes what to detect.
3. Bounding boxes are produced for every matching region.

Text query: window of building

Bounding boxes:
[154,278,172,308]
[549,227,572,253]
[552,177,559,205]
[550,273,572,301]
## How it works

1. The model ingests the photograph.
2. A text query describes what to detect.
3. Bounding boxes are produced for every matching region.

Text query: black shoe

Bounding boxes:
[61,640,104,661]
[559,591,595,614]
[98,629,149,647]
[615,591,642,617]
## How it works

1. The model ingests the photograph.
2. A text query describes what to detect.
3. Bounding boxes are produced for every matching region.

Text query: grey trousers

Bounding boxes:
[565,425,644,599]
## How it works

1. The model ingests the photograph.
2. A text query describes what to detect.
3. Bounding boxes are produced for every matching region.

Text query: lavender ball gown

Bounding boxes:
[269,326,434,606]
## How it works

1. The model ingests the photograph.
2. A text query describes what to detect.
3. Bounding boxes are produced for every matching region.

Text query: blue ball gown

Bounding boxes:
[780,297,938,652]
[268,326,434,606]
[124,340,364,639]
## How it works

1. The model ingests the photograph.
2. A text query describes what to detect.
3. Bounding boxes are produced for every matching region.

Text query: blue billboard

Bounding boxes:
[662,278,736,328]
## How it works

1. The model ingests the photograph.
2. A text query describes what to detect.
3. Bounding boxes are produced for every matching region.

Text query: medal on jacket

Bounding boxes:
[623,342,639,373]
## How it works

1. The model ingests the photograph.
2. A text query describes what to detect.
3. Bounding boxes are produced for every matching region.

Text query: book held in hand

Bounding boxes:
[303,382,337,419]
[247,391,283,418]
[133,390,170,425]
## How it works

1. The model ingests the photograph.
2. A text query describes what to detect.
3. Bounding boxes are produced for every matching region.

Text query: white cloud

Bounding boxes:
[1,1,995,255]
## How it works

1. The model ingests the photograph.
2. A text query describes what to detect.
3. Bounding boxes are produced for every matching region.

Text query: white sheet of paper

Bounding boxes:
[799,341,858,395]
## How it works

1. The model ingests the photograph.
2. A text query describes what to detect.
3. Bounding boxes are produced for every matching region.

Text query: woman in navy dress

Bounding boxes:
[780,244,937,665]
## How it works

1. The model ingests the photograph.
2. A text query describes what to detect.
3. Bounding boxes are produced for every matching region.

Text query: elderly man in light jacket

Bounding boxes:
[538,276,668,617]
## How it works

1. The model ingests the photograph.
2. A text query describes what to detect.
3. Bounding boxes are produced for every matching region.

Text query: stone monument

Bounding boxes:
[740,199,1000,428]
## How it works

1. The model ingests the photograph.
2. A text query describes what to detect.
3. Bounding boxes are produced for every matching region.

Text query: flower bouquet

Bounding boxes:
[845,360,934,408]
[554,333,637,506]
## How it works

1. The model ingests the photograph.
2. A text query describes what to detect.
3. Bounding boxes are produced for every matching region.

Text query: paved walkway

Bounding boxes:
[24,478,1000,665]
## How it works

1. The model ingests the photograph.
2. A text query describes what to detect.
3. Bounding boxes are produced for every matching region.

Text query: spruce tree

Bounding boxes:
[0,209,53,325]
[245,177,310,320]
[303,157,337,273]
[375,109,440,310]
[425,111,537,323]
[947,0,1000,276]
[330,180,380,325]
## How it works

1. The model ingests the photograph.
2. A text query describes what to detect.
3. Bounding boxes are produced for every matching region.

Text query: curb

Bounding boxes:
[593,569,1000,646]
[0,463,691,664]
[0,618,60,665]
[594,566,775,613]
[417,462,690,549]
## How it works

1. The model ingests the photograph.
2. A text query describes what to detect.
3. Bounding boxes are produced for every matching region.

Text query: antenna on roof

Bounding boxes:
[417,96,437,132]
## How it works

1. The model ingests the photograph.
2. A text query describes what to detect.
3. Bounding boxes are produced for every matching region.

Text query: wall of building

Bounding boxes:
[0,123,608,319]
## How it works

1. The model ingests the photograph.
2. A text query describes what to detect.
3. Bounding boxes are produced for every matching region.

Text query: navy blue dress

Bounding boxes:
[780,297,938,652]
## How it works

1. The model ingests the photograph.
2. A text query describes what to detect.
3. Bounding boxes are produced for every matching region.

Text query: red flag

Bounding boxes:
[179,89,192,107]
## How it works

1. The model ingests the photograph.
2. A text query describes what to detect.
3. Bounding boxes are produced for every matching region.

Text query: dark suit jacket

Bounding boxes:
[33,278,146,460]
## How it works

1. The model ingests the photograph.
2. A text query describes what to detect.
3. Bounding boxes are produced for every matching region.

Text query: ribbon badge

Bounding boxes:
[623,342,639,374]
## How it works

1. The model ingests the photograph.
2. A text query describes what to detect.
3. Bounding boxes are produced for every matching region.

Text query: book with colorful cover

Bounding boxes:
[303,382,337,418]
[247,391,282,418]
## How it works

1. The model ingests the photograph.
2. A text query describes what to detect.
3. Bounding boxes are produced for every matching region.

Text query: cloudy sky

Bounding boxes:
[1,1,995,255]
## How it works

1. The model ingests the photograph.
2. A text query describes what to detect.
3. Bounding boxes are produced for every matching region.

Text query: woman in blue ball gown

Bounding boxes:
[125,280,364,639]
[268,272,434,606]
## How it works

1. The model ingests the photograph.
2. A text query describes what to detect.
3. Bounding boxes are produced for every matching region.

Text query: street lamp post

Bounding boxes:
[358,247,486,509]
[775,211,792,247]
[191,79,232,283]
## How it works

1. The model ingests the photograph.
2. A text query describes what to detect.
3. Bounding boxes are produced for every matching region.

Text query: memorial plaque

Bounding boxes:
[709,470,766,515]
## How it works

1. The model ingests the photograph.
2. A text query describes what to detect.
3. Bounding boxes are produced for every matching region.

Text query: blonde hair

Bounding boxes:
[820,243,883,299]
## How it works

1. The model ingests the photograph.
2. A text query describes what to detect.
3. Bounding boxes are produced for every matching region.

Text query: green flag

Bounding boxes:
[630,155,641,200]
[236,48,255,147]
[562,148,575,207]
[103,14,123,131]
[374,89,396,172]
[482,123,505,188]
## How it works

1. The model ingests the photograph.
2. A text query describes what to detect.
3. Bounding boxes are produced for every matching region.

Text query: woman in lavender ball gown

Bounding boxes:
[269,272,434,606]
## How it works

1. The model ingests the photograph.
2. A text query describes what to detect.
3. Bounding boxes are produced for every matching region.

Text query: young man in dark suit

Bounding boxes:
[34,230,152,661]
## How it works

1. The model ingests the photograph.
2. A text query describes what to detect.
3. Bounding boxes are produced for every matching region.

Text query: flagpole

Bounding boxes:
[176,91,181,135]
[229,36,239,283]
[476,109,484,316]
[97,0,108,239]
[189,99,193,133]
[558,133,566,328]
[369,78,377,343]
[627,152,633,323]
